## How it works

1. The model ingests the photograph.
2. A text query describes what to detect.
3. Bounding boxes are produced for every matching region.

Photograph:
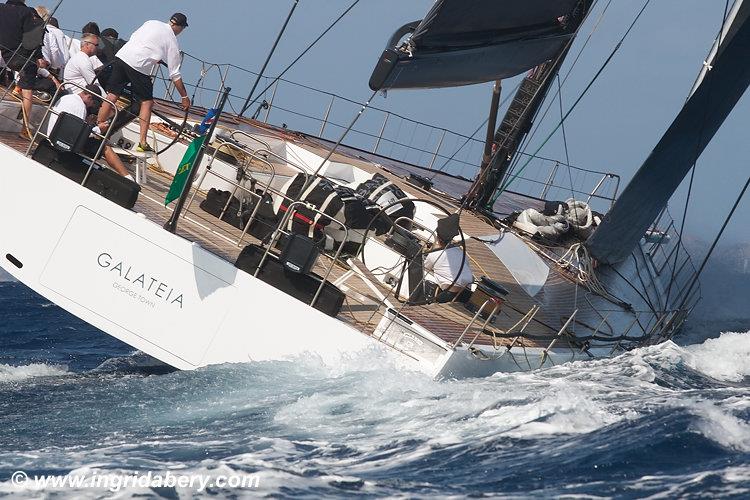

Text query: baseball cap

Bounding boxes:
[170,13,188,27]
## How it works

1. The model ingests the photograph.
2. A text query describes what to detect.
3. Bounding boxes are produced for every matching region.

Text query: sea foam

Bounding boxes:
[685,331,750,382]
[0,363,68,383]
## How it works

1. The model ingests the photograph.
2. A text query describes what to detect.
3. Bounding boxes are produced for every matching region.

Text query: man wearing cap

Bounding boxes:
[97,13,191,153]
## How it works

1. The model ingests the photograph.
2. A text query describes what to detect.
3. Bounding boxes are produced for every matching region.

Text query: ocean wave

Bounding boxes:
[684,331,750,382]
[0,325,748,497]
[0,363,69,383]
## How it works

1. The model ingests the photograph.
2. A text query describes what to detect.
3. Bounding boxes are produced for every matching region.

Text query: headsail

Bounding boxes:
[587,0,750,264]
[369,0,580,90]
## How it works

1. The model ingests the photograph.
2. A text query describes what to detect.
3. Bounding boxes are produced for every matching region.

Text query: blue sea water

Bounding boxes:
[0,274,749,498]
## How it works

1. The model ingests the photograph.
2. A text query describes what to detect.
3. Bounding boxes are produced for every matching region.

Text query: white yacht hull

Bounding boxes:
[0,142,681,379]
[0,144,375,370]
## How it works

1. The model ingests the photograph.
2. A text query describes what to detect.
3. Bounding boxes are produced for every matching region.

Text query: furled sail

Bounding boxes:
[369,0,580,90]
[587,0,750,264]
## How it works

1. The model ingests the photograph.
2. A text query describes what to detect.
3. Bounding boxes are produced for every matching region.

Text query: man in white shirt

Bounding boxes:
[41,17,68,73]
[63,34,101,93]
[46,84,132,180]
[423,217,474,302]
[33,8,67,73]
[424,240,474,291]
[97,13,191,153]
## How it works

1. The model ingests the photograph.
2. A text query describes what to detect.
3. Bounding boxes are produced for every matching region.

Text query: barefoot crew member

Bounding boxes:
[97,13,191,153]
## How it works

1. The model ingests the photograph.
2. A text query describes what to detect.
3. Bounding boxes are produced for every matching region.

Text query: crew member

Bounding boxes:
[38,13,69,74]
[46,84,133,181]
[0,0,42,138]
[424,225,474,303]
[96,28,126,89]
[63,33,102,92]
[97,13,191,153]
[98,28,125,65]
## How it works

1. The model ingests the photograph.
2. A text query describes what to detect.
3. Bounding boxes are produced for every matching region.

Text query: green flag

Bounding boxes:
[165,135,207,206]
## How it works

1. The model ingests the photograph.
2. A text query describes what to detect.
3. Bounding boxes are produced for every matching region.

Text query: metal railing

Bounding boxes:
[173,141,648,362]
[184,141,277,247]
[51,31,622,212]
[26,82,119,184]
[147,51,621,210]
[644,207,702,313]
[52,29,622,212]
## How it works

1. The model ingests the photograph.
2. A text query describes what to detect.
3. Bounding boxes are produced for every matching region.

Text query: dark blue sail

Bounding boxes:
[369,0,580,90]
[587,1,750,264]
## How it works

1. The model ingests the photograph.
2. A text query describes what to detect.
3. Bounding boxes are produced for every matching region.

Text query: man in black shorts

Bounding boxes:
[97,13,191,153]
[0,0,43,138]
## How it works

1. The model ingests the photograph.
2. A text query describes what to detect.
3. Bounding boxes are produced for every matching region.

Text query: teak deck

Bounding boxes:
[0,96,593,351]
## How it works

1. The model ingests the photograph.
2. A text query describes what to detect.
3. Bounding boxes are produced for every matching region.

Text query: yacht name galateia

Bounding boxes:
[97,252,184,308]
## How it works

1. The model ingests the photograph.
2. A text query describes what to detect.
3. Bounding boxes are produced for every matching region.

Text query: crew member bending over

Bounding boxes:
[97,13,191,153]
[47,84,133,181]
[35,9,68,74]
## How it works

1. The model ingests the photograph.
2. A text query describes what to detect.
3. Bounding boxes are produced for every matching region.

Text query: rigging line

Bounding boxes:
[556,76,572,167]
[666,0,731,306]
[240,0,361,116]
[154,64,207,155]
[311,89,379,178]
[239,0,299,117]
[428,80,523,180]
[609,263,658,317]
[506,8,619,195]
[429,119,487,180]
[632,252,659,313]
[507,0,613,180]
[557,73,584,230]
[678,172,750,313]
[469,1,598,202]
[492,0,652,204]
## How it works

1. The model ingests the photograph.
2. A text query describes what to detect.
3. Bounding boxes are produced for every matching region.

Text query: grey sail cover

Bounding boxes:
[370,0,580,90]
[587,1,750,264]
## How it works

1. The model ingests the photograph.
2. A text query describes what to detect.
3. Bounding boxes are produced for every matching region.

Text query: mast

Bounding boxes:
[465,1,592,211]
[587,0,750,264]
[465,55,567,210]
[480,81,503,170]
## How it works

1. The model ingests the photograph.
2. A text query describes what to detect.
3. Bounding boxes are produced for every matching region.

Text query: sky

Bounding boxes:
[47,0,750,244]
